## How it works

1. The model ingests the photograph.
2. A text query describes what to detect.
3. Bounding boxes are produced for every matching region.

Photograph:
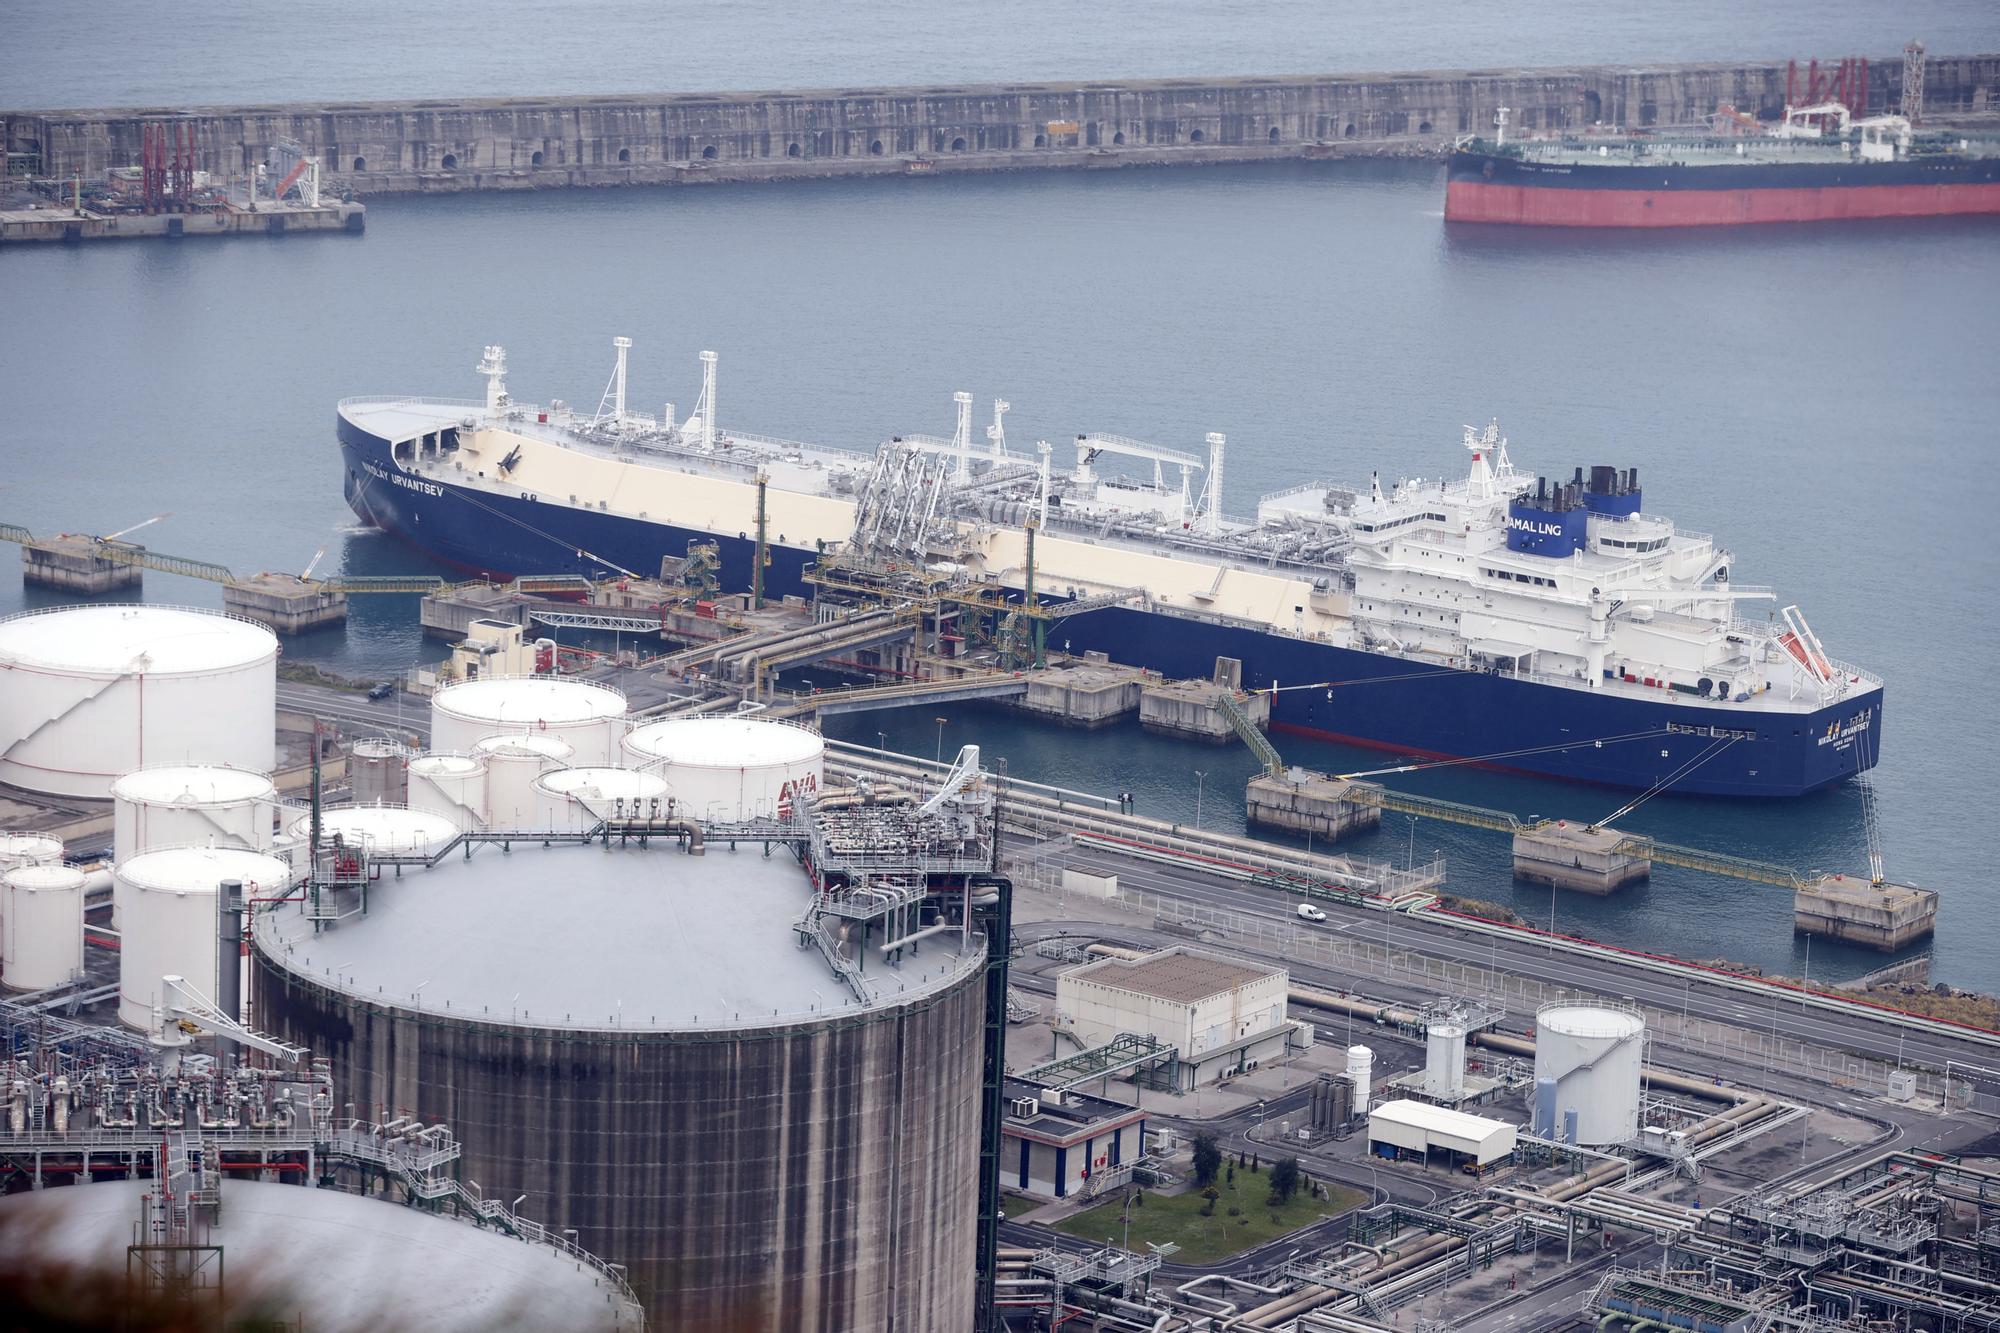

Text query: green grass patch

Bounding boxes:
[1050,1165,1366,1265]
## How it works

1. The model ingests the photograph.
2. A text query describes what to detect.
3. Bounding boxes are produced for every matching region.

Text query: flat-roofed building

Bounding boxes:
[1001,1078,1148,1201]
[1368,1099,1517,1172]
[1057,947,1296,1091]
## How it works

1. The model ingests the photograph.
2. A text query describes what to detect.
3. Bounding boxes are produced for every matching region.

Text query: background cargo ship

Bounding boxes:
[1447,101,2000,227]
[339,341,1884,798]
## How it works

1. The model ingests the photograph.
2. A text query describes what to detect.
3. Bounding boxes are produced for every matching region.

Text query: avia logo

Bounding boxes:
[1509,516,1567,537]
[776,772,819,817]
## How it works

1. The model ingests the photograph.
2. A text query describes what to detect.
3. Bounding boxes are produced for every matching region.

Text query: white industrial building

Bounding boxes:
[1001,1078,1149,1201]
[1057,947,1297,1091]
[1368,1099,1517,1171]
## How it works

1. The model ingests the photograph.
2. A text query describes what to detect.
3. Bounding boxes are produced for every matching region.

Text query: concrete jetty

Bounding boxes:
[1511,821,1652,895]
[1795,875,1938,952]
[8,56,1993,198]
[1245,770,1383,843]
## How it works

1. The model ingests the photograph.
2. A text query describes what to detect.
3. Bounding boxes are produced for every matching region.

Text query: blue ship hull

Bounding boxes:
[340,418,1882,797]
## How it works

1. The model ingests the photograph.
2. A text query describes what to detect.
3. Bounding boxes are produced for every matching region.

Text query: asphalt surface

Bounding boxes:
[1039,838,1999,1073]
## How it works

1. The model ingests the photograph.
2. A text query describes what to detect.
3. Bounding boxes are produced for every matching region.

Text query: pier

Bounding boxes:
[0,198,363,245]
[7,56,1994,199]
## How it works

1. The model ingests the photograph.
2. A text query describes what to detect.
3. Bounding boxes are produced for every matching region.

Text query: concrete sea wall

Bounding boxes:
[7,56,1996,196]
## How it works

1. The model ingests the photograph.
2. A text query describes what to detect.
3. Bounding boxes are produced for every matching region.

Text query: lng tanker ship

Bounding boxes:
[338,341,1883,797]
[1447,102,2000,227]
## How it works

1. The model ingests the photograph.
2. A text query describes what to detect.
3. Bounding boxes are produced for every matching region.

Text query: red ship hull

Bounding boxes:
[1446,178,2000,227]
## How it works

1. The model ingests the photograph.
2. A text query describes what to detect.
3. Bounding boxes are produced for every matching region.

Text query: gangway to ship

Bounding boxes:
[765,670,1030,720]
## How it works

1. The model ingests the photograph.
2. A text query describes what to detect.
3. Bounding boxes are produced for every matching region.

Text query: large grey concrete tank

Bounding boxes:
[251,840,984,1329]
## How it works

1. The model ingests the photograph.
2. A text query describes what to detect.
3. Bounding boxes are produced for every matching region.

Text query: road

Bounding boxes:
[1037,838,1998,1075]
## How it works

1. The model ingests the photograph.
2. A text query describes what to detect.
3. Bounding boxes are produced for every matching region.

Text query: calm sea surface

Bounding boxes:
[3,7,1998,985]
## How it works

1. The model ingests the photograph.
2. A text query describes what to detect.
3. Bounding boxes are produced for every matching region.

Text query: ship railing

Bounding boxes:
[337,395,486,412]
[1256,478,1344,505]
[719,428,872,463]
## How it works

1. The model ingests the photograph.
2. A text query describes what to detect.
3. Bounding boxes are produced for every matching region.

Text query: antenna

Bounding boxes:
[986,398,1010,459]
[476,345,509,414]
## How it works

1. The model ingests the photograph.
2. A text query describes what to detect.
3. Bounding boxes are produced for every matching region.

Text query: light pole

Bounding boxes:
[934,715,948,763]
[1405,816,1417,870]
[876,729,887,753]
[1194,770,1207,830]
[1548,883,1559,955]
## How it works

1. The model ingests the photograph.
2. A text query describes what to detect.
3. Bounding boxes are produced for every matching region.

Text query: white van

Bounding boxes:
[1296,902,1327,923]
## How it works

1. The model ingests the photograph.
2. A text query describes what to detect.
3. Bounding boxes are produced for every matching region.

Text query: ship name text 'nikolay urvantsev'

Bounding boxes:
[338,341,1883,797]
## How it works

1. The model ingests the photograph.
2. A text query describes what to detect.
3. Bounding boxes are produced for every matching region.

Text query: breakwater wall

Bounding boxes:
[6,56,1995,196]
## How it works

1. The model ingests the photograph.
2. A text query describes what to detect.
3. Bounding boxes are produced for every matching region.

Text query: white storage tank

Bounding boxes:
[407,754,487,830]
[113,765,276,861]
[1345,1043,1374,1112]
[532,767,673,830]
[622,716,824,822]
[289,805,461,859]
[1534,1002,1646,1145]
[474,734,576,830]
[0,605,277,798]
[3,863,86,992]
[1424,1022,1468,1100]
[0,833,64,872]
[431,677,625,767]
[118,847,292,1030]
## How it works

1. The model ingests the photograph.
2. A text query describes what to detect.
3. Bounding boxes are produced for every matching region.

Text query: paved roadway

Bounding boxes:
[1037,838,1998,1075]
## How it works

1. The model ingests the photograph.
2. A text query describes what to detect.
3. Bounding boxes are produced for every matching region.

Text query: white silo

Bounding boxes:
[2,863,86,992]
[430,677,625,766]
[1534,1002,1646,1145]
[407,754,487,830]
[532,767,673,830]
[1424,1021,1468,1100]
[113,766,276,861]
[0,833,64,872]
[0,605,277,798]
[1345,1044,1374,1112]
[118,846,292,1030]
[474,734,575,830]
[289,806,461,859]
[622,716,824,822]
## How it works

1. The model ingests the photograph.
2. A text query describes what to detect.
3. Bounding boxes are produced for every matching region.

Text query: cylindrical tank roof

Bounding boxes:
[111,765,275,806]
[1537,1002,1646,1040]
[0,604,277,674]
[409,753,484,776]
[0,1177,636,1331]
[118,846,292,894]
[5,862,85,893]
[624,716,823,768]
[0,833,64,866]
[433,676,625,724]
[290,805,459,857]
[253,841,980,1032]
[474,733,575,761]
[534,766,671,800]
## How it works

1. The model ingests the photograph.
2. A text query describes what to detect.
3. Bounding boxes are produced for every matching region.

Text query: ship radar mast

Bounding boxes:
[1462,420,1508,500]
[477,345,509,414]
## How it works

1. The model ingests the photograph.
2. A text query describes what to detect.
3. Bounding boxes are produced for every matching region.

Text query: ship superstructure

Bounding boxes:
[339,342,1883,796]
